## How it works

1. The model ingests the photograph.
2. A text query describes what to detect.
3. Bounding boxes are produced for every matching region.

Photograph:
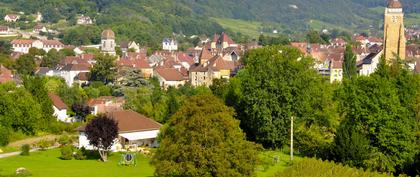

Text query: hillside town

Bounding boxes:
[0,0,419,177]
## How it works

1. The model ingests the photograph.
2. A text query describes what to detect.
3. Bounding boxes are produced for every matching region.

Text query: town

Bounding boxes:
[0,0,419,177]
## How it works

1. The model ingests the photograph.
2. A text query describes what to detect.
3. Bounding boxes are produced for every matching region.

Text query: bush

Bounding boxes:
[0,126,10,146]
[36,139,50,151]
[273,158,392,177]
[74,148,86,160]
[60,145,74,160]
[20,144,30,156]
[58,134,72,146]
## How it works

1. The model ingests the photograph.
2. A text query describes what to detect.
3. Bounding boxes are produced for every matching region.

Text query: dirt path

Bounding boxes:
[7,135,61,148]
[0,146,58,159]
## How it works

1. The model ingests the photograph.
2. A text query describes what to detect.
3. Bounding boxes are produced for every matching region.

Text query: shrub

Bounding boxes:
[74,148,86,160]
[20,144,30,156]
[273,158,392,177]
[36,139,50,151]
[0,126,10,146]
[60,145,74,160]
[58,134,72,146]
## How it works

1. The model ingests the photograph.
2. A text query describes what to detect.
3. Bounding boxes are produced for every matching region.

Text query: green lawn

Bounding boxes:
[0,149,154,177]
[0,149,297,177]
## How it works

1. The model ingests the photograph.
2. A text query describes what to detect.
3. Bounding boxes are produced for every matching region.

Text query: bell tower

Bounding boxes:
[383,0,406,61]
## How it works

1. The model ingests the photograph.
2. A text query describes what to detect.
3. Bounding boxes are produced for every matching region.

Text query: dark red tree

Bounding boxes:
[85,115,118,161]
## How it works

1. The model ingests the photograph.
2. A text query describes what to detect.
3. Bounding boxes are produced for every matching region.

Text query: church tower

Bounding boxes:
[383,0,406,61]
[101,29,116,56]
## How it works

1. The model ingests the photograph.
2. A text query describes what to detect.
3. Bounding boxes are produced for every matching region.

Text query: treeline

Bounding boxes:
[208,46,420,176]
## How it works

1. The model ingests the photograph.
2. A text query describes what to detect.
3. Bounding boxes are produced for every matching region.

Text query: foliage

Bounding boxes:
[306,31,327,44]
[258,34,290,46]
[20,144,30,156]
[57,85,87,106]
[272,158,393,177]
[71,103,91,122]
[40,49,64,68]
[118,69,150,88]
[237,45,338,149]
[23,76,55,129]
[334,59,419,172]
[58,134,72,146]
[0,125,10,146]
[89,54,117,84]
[85,115,118,162]
[152,94,259,177]
[74,148,87,160]
[0,84,43,135]
[343,44,357,79]
[15,54,36,76]
[36,139,50,151]
[60,145,74,160]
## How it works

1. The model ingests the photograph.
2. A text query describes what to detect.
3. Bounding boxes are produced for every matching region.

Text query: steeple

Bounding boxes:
[383,0,406,61]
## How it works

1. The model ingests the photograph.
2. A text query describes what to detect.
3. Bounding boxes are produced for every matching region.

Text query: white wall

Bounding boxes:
[53,106,70,122]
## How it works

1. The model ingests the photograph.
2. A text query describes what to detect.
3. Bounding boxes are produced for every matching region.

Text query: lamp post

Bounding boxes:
[290,116,294,161]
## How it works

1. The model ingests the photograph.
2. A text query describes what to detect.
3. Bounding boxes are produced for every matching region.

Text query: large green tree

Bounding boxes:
[152,94,259,177]
[342,44,357,79]
[89,54,117,84]
[15,54,36,76]
[237,45,338,149]
[335,60,419,172]
[23,76,54,129]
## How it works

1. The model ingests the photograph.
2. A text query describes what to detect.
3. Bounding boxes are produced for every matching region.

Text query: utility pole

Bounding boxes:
[290,116,294,161]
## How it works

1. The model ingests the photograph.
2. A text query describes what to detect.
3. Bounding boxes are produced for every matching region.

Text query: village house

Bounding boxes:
[33,24,47,33]
[357,50,383,76]
[211,32,238,49]
[77,110,162,151]
[4,14,20,22]
[48,93,72,122]
[330,60,343,83]
[0,26,10,35]
[162,38,178,52]
[120,41,141,57]
[87,96,125,115]
[11,39,64,53]
[76,15,93,25]
[154,67,186,89]
[33,12,42,22]
[58,63,90,86]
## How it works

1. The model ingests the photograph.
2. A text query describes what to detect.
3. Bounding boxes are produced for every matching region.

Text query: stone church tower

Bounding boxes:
[383,0,406,61]
[101,29,116,56]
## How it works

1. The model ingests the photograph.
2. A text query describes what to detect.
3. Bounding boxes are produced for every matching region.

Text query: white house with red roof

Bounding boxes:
[11,39,64,53]
[154,67,186,89]
[0,26,10,35]
[4,14,20,22]
[58,63,91,86]
[77,110,162,151]
[48,93,71,122]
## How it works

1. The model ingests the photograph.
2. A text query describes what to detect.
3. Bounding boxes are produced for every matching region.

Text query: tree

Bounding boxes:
[41,49,62,68]
[152,94,259,177]
[90,54,117,84]
[15,54,36,75]
[237,45,337,148]
[119,68,150,87]
[85,115,118,162]
[335,73,418,172]
[72,103,91,122]
[23,76,54,129]
[342,44,357,79]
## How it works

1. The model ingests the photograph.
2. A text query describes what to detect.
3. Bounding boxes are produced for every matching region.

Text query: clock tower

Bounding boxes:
[384,0,406,61]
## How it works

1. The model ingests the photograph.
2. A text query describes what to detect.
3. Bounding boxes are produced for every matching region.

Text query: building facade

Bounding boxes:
[101,29,116,56]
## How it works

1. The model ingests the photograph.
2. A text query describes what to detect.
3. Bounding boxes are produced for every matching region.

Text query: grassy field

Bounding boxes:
[0,149,154,177]
[212,17,265,38]
[0,148,299,177]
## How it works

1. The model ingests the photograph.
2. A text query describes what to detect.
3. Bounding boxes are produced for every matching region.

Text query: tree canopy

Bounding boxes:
[152,94,259,177]
[85,115,118,162]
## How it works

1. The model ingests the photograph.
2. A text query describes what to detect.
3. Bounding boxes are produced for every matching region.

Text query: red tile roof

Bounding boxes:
[109,110,161,133]
[48,93,67,110]
[388,0,402,8]
[11,39,33,45]
[155,68,185,81]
